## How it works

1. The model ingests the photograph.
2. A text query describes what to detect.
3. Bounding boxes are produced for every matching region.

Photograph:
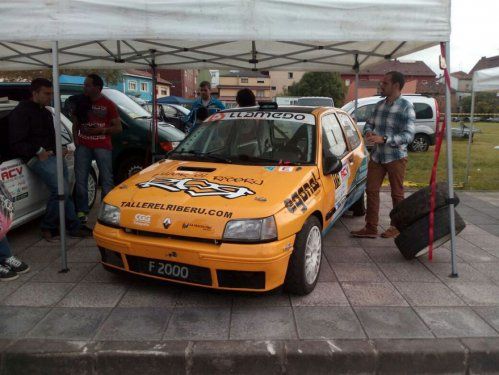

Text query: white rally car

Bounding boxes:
[0,98,98,229]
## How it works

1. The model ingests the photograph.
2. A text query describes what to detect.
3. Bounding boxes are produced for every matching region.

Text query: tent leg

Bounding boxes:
[464,88,475,187]
[354,71,359,112]
[444,42,458,277]
[150,51,158,162]
[51,41,68,272]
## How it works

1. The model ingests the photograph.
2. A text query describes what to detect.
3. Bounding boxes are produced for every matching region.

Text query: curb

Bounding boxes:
[1,338,499,374]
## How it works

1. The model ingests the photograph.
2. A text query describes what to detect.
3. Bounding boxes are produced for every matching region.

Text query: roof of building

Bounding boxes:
[219,70,270,78]
[124,69,172,85]
[450,71,471,80]
[361,60,436,77]
[469,55,499,75]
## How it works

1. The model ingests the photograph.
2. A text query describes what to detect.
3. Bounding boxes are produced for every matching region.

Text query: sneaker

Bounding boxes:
[2,256,30,274]
[0,264,18,281]
[77,211,88,224]
[381,226,400,238]
[350,227,378,238]
[41,229,60,242]
[69,226,93,238]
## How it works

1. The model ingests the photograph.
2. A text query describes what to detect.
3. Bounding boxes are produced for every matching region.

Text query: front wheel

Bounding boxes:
[284,216,322,295]
[409,134,430,152]
[115,154,146,184]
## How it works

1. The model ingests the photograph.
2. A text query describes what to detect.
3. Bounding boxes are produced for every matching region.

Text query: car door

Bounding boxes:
[319,113,354,224]
[336,112,368,207]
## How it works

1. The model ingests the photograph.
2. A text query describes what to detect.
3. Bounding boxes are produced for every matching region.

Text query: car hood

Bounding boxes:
[105,159,320,239]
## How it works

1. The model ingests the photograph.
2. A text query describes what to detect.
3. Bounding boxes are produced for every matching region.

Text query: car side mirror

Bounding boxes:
[323,155,343,175]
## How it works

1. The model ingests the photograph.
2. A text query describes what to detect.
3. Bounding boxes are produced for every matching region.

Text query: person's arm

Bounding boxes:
[386,104,416,146]
[71,115,80,145]
[363,104,377,135]
[215,99,225,110]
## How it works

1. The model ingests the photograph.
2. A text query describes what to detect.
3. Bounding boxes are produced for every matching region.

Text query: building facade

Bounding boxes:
[156,69,199,98]
[341,60,436,103]
[217,71,272,106]
[269,71,305,97]
[113,69,171,101]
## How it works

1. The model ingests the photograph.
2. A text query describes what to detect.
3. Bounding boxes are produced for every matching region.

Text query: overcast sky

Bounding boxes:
[401,0,498,75]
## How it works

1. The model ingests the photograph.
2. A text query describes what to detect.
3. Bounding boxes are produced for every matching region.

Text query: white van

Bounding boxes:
[296,97,334,107]
[341,95,438,152]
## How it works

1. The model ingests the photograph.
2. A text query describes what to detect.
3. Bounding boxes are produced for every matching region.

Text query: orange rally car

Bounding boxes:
[94,103,368,294]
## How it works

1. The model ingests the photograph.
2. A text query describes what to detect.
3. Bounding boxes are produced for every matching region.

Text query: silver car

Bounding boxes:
[0,99,98,228]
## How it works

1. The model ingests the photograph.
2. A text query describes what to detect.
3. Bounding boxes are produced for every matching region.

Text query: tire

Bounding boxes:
[395,206,466,260]
[87,170,97,209]
[350,192,366,217]
[409,133,430,152]
[390,183,459,231]
[284,216,322,295]
[115,154,146,184]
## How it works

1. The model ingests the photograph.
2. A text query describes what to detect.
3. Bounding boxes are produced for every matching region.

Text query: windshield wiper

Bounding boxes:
[134,115,153,119]
[171,149,233,163]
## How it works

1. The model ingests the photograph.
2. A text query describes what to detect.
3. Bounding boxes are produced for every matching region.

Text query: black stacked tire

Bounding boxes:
[395,206,466,259]
[390,183,459,231]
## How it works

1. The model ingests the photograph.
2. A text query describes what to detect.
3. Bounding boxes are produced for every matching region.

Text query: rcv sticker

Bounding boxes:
[137,177,255,199]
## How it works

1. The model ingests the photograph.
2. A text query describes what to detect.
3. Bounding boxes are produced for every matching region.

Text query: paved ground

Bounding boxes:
[1,190,498,374]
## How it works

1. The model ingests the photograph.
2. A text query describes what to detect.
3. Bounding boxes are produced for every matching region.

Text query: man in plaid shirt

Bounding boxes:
[351,71,415,238]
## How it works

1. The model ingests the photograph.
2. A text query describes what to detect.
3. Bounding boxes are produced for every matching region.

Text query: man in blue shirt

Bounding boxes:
[186,81,225,132]
[351,71,416,239]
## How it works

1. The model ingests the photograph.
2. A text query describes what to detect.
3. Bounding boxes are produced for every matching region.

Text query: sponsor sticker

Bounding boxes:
[278,166,294,172]
[134,213,151,226]
[264,166,275,172]
[284,173,321,213]
[208,111,316,125]
[137,177,255,199]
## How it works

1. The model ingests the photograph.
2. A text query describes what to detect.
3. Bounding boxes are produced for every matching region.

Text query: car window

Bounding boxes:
[171,117,316,165]
[162,105,178,117]
[352,104,376,123]
[413,102,433,120]
[322,114,348,158]
[0,110,11,160]
[336,113,361,149]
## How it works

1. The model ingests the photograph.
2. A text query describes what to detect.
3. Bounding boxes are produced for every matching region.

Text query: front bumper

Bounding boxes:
[93,223,295,292]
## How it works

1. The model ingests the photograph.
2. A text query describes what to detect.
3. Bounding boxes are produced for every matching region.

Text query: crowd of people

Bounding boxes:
[0,71,414,281]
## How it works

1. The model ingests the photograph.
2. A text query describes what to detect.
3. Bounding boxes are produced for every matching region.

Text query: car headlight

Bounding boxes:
[98,203,121,227]
[223,216,277,243]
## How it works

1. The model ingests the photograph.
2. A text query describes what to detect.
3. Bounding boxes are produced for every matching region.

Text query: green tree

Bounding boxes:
[460,92,499,114]
[0,69,123,85]
[286,72,344,106]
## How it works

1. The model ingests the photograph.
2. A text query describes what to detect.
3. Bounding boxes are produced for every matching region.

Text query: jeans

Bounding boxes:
[75,145,114,213]
[29,155,80,232]
[365,157,408,231]
[0,237,12,262]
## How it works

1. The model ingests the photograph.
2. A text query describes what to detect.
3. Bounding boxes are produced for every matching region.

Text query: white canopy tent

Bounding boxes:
[465,66,499,185]
[0,0,457,274]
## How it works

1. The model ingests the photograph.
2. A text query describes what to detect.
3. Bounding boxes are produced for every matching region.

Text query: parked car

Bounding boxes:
[342,94,439,152]
[94,104,368,294]
[142,103,190,132]
[0,83,186,183]
[296,97,334,107]
[0,98,98,229]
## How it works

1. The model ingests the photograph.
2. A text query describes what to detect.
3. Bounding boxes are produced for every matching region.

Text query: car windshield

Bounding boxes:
[102,88,151,119]
[341,101,355,113]
[170,116,316,165]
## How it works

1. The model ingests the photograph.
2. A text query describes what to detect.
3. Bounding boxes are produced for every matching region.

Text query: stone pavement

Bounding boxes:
[0,190,498,374]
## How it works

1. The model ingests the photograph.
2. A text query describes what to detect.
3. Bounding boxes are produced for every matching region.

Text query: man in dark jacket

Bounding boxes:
[8,78,91,241]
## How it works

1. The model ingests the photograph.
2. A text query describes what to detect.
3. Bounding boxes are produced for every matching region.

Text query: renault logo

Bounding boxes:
[163,218,172,229]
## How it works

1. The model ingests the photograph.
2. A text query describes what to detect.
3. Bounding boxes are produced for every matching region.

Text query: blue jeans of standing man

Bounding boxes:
[0,237,12,262]
[75,145,114,214]
[29,155,80,232]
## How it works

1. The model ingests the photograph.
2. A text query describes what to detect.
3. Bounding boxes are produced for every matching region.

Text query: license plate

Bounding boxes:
[127,255,212,286]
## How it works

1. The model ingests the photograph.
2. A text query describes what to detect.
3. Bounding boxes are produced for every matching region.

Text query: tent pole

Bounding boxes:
[51,41,68,272]
[354,54,359,113]
[444,41,458,277]
[464,83,475,187]
[150,51,158,162]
